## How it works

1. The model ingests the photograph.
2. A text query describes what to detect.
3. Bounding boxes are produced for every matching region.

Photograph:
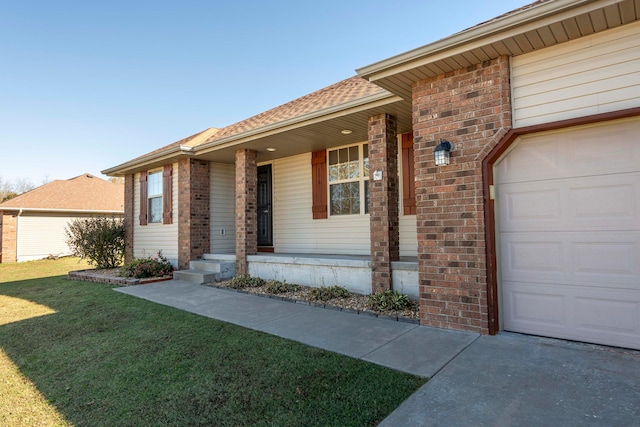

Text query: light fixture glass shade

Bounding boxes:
[434,140,452,166]
[434,149,450,166]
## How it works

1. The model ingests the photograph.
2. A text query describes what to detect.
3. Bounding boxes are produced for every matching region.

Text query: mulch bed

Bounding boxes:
[207,280,420,323]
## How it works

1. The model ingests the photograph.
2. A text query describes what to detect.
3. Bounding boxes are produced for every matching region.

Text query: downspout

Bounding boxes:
[15,209,22,262]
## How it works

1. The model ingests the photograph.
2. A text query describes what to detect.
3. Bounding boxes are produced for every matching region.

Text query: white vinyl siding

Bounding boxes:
[399,215,417,257]
[273,153,370,255]
[210,162,235,253]
[133,163,179,265]
[17,213,104,262]
[512,21,640,128]
[272,152,418,257]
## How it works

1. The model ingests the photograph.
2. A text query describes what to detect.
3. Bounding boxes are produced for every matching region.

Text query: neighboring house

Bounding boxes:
[103,0,640,351]
[0,174,124,263]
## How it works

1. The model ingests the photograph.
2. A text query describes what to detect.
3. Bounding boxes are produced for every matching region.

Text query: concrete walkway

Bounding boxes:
[116,280,640,426]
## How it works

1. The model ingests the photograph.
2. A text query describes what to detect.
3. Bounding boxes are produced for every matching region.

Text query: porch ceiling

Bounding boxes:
[193,96,413,164]
[357,0,640,101]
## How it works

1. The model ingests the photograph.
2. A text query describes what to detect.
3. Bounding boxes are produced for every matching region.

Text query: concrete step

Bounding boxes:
[173,269,221,284]
[173,259,236,284]
[189,260,235,277]
[203,253,236,262]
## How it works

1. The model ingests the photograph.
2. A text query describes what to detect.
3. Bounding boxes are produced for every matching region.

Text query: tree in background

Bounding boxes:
[0,176,38,202]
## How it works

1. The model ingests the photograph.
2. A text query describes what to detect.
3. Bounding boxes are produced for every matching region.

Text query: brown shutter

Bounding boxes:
[402,133,416,215]
[162,164,172,224]
[139,171,148,225]
[311,150,328,219]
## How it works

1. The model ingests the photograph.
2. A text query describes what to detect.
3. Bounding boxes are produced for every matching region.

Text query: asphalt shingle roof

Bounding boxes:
[0,173,124,212]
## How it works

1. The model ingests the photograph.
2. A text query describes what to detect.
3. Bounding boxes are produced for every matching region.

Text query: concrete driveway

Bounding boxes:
[380,332,640,426]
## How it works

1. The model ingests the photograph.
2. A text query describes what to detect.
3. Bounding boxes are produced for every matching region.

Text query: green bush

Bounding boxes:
[64,216,125,269]
[119,252,174,279]
[264,280,299,294]
[310,285,351,301]
[228,274,265,289]
[368,290,411,312]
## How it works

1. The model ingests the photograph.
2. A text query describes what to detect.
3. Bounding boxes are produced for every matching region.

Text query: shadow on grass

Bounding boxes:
[0,275,426,426]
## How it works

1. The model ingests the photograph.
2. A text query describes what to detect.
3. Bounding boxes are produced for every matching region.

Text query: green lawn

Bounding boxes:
[0,258,426,426]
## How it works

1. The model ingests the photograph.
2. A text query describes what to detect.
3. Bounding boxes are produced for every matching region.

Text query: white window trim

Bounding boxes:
[327,142,369,217]
[147,169,163,224]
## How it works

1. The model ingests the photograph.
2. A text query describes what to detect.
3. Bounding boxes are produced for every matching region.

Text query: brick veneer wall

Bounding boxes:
[368,113,399,293]
[123,174,135,264]
[178,159,211,270]
[413,56,512,334]
[235,149,257,276]
[0,212,18,263]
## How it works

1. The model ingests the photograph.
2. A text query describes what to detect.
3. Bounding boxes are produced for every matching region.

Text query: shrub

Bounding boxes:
[368,290,411,312]
[228,275,265,289]
[119,252,174,279]
[310,285,351,301]
[264,280,299,294]
[65,216,125,269]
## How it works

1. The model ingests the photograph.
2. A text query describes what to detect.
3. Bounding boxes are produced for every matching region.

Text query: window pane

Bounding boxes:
[330,182,360,215]
[149,197,162,223]
[329,146,360,181]
[148,171,162,196]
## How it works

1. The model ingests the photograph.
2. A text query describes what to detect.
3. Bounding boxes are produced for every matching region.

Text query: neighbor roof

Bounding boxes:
[0,174,124,212]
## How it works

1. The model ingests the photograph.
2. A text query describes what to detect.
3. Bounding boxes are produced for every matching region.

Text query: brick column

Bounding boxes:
[368,113,399,293]
[413,56,511,334]
[123,174,135,264]
[178,159,210,269]
[0,211,18,263]
[235,149,257,276]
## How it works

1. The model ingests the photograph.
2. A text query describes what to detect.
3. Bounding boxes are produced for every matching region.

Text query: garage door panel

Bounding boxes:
[504,283,568,328]
[502,232,640,288]
[498,118,640,350]
[496,137,561,182]
[575,295,639,336]
[505,283,640,349]
[501,238,565,281]
[498,119,640,183]
[499,173,640,231]
[572,239,639,285]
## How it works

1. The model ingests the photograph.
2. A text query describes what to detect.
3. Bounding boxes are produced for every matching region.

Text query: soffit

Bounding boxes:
[357,0,640,100]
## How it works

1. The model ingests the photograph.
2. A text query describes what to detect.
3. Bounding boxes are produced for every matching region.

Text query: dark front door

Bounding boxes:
[257,164,273,247]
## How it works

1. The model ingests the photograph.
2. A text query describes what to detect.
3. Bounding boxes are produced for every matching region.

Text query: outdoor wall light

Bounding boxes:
[434,139,452,166]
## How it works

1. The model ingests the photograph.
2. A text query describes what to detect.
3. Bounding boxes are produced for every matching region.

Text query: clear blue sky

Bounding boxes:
[1,0,529,184]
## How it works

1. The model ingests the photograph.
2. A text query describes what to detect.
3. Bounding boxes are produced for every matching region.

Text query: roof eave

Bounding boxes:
[102,145,194,176]
[0,208,124,214]
[194,91,401,154]
[356,0,615,81]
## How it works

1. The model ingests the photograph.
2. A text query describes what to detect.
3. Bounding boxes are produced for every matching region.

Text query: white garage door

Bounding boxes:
[496,118,640,350]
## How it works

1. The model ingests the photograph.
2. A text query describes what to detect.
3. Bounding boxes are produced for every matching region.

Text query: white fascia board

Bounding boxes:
[357,0,620,81]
